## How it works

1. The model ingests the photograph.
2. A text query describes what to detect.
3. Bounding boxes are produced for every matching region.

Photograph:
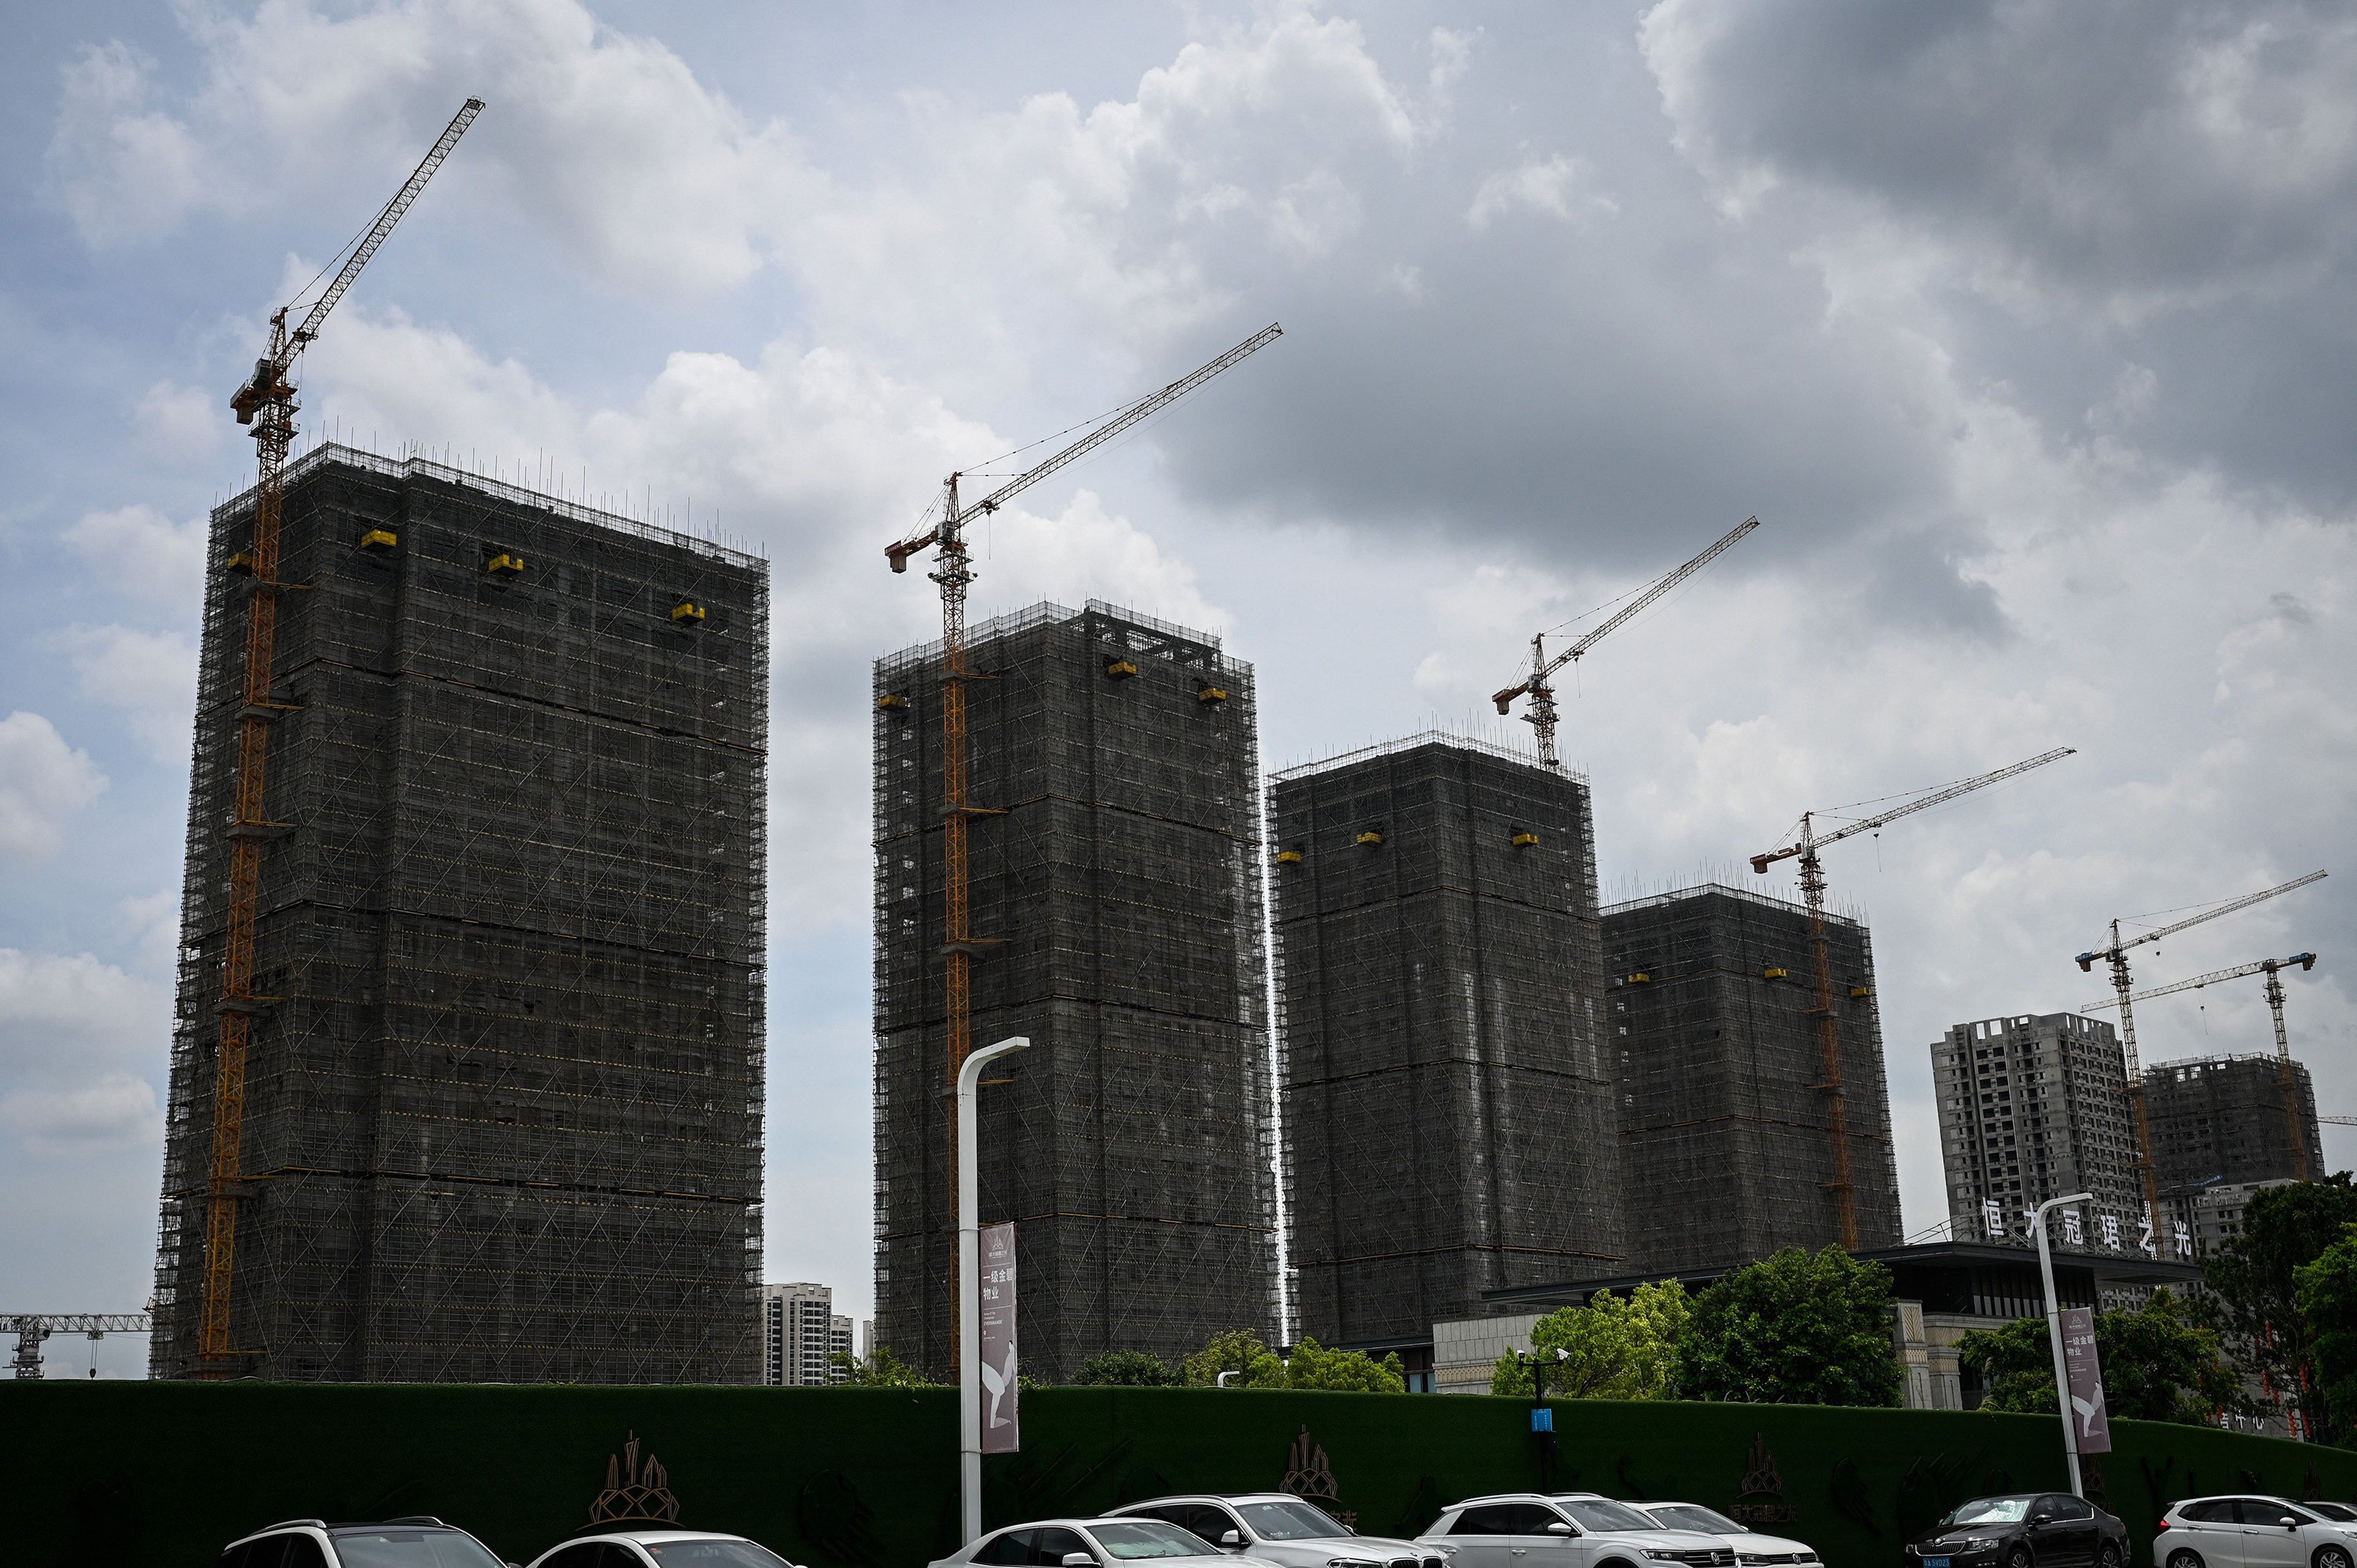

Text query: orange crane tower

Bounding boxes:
[203,97,483,1376]
[1491,515,1758,767]
[2075,866,2327,1226]
[2083,950,2320,1180]
[884,324,1281,1359]
[1751,746,2076,1248]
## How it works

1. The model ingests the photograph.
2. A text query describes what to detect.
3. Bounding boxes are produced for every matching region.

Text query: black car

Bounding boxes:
[1905,1494,2132,1568]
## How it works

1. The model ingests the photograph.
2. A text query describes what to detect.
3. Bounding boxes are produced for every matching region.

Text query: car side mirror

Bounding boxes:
[1547,1525,1574,1537]
[1221,1534,1242,1548]
[1064,1555,1096,1566]
[2282,1520,2300,1531]
[2032,1515,2053,1527]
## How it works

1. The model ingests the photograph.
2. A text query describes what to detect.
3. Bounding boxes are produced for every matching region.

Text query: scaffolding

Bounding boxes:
[1270,733,1622,1348]
[152,445,768,1383]
[1601,881,1903,1274]
[872,601,1275,1383]
[2146,1052,2324,1192]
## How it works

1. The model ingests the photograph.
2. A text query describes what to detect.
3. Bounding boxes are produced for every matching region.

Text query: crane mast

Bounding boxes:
[199,97,482,1377]
[1493,515,1758,768]
[1751,746,2075,1248]
[2073,870,2324,1230]
[883,324,1280,1372]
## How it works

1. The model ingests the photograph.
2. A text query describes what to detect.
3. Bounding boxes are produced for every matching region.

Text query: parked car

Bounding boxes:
[1628,1502,1821,1566]
[1121,1492,1450,1568]
[526,1533,804,1568]
[929,1516,1294,1568]
[221,1518,511,1568]
[2308,1506,2357,1526]
[1416,1493,1733,1568]
[2156,1496,2357,1568]
[1904,1493,2130,1568]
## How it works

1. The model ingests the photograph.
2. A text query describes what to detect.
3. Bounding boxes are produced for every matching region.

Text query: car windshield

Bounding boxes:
[329,1530,506,1568]
[643,1544,794,1568]
[1558,1502,1661,1534]
[1236,1503,1352,1541]
[1648,1508,1746,1536]
[2309,1504,2357,1522]
[1091,1524,1219,1559]
[1943,1499,2036,1528]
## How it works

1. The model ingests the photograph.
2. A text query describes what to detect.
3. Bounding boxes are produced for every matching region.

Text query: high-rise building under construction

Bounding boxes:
[871,601,1274,1382]
[1602,883,1902,1273]
[1271,734,1624,1352]
[151,445,768,1383]
[2146,1053,2323,1191]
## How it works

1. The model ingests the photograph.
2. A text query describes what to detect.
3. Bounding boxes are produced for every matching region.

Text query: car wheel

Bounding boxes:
[2166,1550,2205,1568]
[2098,1544,2121,1568]
[2007,1548,2033,1568]
[2314,1545,2353,1568]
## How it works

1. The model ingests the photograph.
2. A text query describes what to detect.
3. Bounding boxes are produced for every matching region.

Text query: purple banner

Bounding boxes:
[980,1222,1019,1454]
[2061,1306,2110,1455]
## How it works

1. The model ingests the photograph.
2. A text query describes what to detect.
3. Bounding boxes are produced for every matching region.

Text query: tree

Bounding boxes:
[1956,1289,2243,1424]
[1676,1245,1903,1406]
[2296,1223,2357,1446]
[2204,1174,2357,1441]
[830,1345,944,1387]
[1490,1281,1690,1399]
[1182,1329,1285,1387]
[1076,1350,1184,1387]
[1281,1336,1407,1393]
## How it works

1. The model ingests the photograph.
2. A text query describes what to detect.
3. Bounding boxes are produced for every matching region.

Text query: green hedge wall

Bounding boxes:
[9,1383,2352,1568]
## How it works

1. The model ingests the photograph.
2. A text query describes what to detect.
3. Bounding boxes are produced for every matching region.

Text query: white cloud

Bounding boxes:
[0,1072,161,1154]
[134,381,223,460]
[0,713,107,862]
[1468,152,1615,229]
[62,504,207,607]
[56,625,199,765]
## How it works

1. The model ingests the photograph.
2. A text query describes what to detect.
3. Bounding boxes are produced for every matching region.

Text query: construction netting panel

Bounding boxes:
[2146,1053,2324,1192]
[1600,884,1903,1273]
[1270,735,1622,1348]
[152,448,767,1383]
[872,602,1275,1382]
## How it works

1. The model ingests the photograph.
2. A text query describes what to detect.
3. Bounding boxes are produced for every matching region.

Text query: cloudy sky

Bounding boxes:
[3,0,2352,1372]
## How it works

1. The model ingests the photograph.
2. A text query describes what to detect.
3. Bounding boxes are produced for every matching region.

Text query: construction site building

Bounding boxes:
[2145,1053,2324,1192]
[1271,734,1623,1353]
[871,601,1274,1383]
[1602,883,1902,1273]
[1931,1013,2146,1255]
[151,445,768,1383]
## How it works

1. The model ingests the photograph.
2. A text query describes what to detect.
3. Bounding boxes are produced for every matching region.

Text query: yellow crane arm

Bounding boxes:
[1750,746,2076,870]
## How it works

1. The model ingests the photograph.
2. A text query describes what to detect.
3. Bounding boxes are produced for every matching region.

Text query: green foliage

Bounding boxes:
[2296,1223,2357,1446]
[1675,1245,1903,1407]
[1182,1328,1286,1387]
[830,1344,943,1387]
[1490,1281,1690,1399]
[1178,1329,1405,1391]
[1957,1290,2242,1425]
[1281,1336,1407,1393]
[2205,1174,2357,1442]
[1075,1350,1184,1387]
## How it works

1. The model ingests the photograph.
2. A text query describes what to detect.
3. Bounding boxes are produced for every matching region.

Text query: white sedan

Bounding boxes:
[931,1518,1295,1568]
[1629,1504,1820,1567]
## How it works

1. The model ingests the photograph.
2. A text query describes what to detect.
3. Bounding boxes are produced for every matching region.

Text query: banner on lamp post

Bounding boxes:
[980,1221,1019,1454]
[2060,1306,2111,1455]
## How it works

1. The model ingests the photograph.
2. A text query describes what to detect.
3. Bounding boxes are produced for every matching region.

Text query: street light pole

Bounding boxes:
[959,1035,1031,1548]
[2033,1191,2095,1498]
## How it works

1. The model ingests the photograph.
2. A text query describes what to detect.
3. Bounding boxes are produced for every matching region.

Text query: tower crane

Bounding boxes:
[5,1313,151,1379]
[201,97,482,1377]
[2075,868,2327,1225]
[882,323,1281,1365]
[1490,515,1759,768]
[2082,951,2319,1181]
[1750,746,2077,1248]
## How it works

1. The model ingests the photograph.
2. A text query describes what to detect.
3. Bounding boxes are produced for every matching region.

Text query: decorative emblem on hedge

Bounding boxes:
[1730,1434,1798,1526]
[589,1431,680,1526]
[1281,1427,1353,1526]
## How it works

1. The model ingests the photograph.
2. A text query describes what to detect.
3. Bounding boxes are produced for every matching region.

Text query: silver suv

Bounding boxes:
[1120,1493,1450,1568]
[1417,1494,1732,1568]
[220,1519,511,1568]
